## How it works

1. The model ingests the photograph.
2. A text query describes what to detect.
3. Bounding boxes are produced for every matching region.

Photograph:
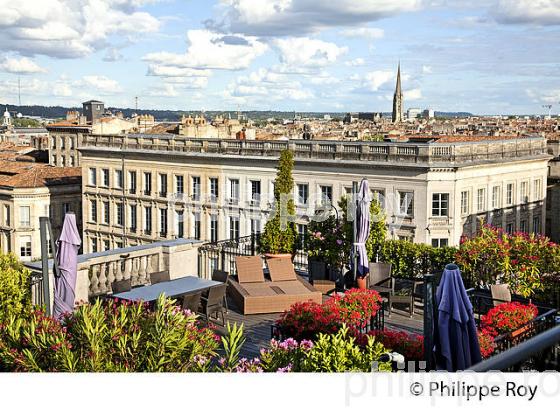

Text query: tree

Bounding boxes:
[259,149,297,254]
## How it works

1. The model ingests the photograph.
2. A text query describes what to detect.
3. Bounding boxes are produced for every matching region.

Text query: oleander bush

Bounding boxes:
[0,295,219,372]
[0,253,31,323]
[456,226,560,298]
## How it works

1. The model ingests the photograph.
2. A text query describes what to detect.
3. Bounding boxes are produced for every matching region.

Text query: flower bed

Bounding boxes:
[478,330,496,359]
[359,330,424,362]
[275,289,382,340]
[480,301,538,338]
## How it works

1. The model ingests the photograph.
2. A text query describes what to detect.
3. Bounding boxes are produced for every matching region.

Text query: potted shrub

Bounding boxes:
[259,149,297,259]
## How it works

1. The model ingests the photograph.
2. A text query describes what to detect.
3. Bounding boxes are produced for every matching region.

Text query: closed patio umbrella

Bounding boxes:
[350,179,371,282]
[53,213,81,319]
[434,263,482,371]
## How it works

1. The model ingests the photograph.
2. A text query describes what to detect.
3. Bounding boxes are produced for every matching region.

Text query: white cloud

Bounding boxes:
[361,70,395,91]
[526,88,560,104]
[211,0,421,36]
[148,83,179,97]
[273,37,347,68]
[340,27,384,40]
[78,75,123,95]
[404,88,422,100]
[143,29,268,77]
[224,67,315,104]
[146,65,212,78]
[145,30,267,71]
[422,65,433,74]
[345,58,366,67]
[103,48,124,62]
[53,82,73,97]
[494,0,560,25]
[310,75,340,85]
[0,55,46,74]
[0,0,160,58]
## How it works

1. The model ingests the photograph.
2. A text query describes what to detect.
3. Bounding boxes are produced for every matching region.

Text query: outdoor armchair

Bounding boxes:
[182,291,202,313]
[200,283,228,325]
[490,284,512,307]
[111,279,132,294]
[202,269,229,312]
[367,262,420,317]
[150,271,170,285]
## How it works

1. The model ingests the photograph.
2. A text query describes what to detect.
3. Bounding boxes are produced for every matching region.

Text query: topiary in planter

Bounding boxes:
[259,149,297,255]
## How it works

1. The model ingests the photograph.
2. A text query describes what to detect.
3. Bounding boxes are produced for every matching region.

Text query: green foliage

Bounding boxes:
[307,196,386,269]
[0,295,218,372]
[0,253,31,323]
[260,326,391,372]
[219,322,245,371]
[378,240,457,279]
[456,226,560,298]
[301,326,391,372]
[12,118,42,128]
[307,214,346,268]
[260,149,297,254]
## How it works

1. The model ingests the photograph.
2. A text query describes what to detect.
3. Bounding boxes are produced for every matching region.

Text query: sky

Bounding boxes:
[0,0,559,114]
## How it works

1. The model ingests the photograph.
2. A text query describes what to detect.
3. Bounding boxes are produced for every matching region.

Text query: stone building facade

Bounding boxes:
[77,134,550,253]
[0,158,82,261]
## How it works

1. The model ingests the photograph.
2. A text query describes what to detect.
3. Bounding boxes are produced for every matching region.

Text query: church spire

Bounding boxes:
[392,62,403,123]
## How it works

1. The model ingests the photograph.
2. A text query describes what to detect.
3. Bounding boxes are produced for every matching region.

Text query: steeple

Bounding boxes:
[392,63,403,123]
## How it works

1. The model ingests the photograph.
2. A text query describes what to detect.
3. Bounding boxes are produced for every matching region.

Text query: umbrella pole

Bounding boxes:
[39,217,52,316]
[352,181,359,284]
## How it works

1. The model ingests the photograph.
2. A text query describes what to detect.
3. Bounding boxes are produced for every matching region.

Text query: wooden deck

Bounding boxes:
[213,296,424,358]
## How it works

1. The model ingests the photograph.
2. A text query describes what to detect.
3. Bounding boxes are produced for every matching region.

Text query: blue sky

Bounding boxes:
[0,0,559,114]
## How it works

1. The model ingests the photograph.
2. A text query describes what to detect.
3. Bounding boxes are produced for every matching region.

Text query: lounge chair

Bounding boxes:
[229,255,322,314]
[200,284,228,325]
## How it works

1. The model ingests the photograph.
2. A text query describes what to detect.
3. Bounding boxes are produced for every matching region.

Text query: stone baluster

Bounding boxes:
[98,263,108,294]
[123,258,132,281]
[89,266,99,295]
[106,262,116,287]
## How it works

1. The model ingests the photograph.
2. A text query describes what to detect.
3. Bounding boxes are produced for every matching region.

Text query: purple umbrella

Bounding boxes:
[350,179,371,280]
[53,213,81,319]
[434,264,482,371]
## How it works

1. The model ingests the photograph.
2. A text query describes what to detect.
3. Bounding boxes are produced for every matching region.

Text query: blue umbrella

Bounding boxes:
[350,179,371,281]
[434,263,482,371]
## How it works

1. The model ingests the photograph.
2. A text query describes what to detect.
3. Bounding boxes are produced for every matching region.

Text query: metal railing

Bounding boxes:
[469,325,560,371]
[423,275,559,370]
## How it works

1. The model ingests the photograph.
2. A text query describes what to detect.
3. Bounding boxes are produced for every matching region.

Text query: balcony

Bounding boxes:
[25,238,203,302]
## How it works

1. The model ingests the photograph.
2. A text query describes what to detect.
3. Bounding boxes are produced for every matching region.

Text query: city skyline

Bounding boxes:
[0,1,559,115]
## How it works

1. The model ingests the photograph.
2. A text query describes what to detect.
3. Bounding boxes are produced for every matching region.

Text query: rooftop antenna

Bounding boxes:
[542,104,553,118]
